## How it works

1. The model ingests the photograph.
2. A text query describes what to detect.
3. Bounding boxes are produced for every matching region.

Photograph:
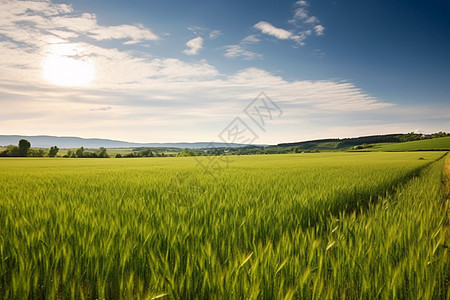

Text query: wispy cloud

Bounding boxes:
[254,21,293,40]
[89,24,159,43]
[305,16,318,24]
[293,7,308,20]
[253,1,325,46]
[188,25,221,39]
[183,36,203,55]
[209,30,221,39]
[314,25,325,36]
[0,1,159,45]
[188,25,208,35]
[224,34,262,60]
[289,1,325,35]
[242,35,260,44]
[224,45,262,60]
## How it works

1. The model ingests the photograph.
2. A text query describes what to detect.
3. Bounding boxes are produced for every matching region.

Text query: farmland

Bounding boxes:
[0,152,449,298]
[355,136,450,152]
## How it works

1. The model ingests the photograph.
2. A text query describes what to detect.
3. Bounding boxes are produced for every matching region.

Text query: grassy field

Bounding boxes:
[357,136,450,152]
[0,152,448,298]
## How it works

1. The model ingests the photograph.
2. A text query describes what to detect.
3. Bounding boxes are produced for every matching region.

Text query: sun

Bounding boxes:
[42,43,95,87]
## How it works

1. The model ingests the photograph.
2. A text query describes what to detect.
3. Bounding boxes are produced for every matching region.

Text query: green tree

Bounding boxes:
[0,145,20,157]
[18,139,31,157]
[140,148,154,157]
[48,146,59,157]
[28,149,45,157]
[83,151,97,158]
[432,131,449,138]
[66,150,75,158]
[178,148,195,157]
[75,147,84,158]
[97,147,109,158]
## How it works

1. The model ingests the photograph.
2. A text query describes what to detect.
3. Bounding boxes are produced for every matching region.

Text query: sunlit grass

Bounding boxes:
[0,152,448,298]
[359,136,450,151]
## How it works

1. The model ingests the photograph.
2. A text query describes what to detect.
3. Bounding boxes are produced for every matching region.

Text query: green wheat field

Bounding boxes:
[1,152,449,299]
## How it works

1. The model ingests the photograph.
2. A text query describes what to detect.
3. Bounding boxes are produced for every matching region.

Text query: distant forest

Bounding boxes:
[1,132,449,158]
[276,132,450,149]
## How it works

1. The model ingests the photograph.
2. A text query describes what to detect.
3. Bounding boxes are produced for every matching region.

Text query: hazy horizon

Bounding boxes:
[2,131,447,147]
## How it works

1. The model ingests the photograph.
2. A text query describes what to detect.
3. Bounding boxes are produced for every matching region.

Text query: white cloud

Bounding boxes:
[286,1,326,43]
[291,30,312,45]
[224,45,262,60]
[305,16,318,24]
[253,20,317,46]
[0,0,159,45]
[254,21,292,40]
[314,25,325,36]
[254,2,325,46]
[183,37,203,55]
[183,25,221,55]
[50,14,98,33]
[293,8,308,20]
[0,0,72,19]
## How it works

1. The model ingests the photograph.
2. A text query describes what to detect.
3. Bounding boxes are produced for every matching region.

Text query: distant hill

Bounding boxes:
[275,133,450,151]
[0,135,251,149]
[356,136,450,152]
[276,134,403,150]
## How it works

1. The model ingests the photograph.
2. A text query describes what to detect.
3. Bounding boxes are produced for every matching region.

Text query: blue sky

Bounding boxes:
[0,0,449,143]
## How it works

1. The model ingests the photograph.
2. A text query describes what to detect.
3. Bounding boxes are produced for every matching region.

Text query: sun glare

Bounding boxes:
[42,43,95,87]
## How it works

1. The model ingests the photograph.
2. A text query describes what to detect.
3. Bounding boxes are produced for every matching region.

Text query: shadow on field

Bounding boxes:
[314,152,449,228]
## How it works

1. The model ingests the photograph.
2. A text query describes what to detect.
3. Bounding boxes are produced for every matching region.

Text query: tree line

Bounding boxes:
[0,139,109,158]
[64,146,109,158]
[277,132,450,148]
